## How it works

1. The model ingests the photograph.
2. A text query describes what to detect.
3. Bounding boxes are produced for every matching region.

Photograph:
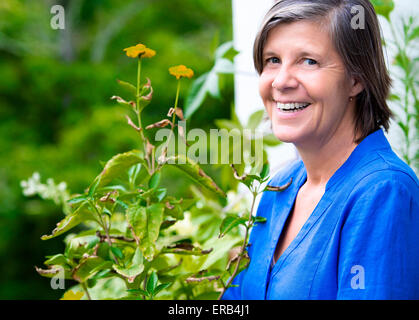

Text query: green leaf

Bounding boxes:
[242,174,262,188]
[146,271,158,294]
[184,73,209,118]
[214,41,239,61]
[184,41,238,118]
[35,265,73,280]
[144,204,164,260]
[88,177,100,199]
[128,163,144,187]
[148,171,161,189]
[397,121,409,137]
[252,216,267,227]
[226,250,250,275]
[41,202,98,240]
[389,94,401,102]
[138,79,153,112]
[126,206,147,240]
[127,204,164,260]
[165,155,226,197]
[206,71,221,99]
[219,214,248,238]
[394,52,410,70]
[214,119,242,131]
[253,216,267,223]
[408,26,419,42]
[110,95,135,108]
[110,246,124,260]
[153,283,171,295]
[262,134,281,146]
[67,195,88,205]
[260,162,270,180]
[72,256,107,283]
[127,288,149,297]
[94,150,145,189]
[117,79,137,99]
[113,247,144,283]
[246,110,265,130]
[199,235,242,271]
[44,254,70,267]
[155,188,167,202]
[210,31,220,56]
[371,0,394,21]
[116,199,129,209]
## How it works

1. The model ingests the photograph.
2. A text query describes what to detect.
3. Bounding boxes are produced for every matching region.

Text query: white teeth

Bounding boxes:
[276,102,310,110]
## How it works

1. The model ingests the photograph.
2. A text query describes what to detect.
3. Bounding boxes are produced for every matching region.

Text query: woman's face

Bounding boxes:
[259,20,362,147]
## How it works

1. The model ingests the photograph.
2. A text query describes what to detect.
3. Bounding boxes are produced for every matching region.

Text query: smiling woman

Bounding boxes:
[258,19,363,151]
[222,0,419,300]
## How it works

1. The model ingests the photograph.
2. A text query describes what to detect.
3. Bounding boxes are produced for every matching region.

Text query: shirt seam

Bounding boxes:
[376,152,419,186]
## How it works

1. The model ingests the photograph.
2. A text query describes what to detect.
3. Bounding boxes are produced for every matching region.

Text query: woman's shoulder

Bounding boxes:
[345,155,419,211]
[340,128,418,195]
[354,147,419,194]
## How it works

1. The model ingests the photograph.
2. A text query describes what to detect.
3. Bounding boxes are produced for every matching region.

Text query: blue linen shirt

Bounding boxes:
[222,129,419,299]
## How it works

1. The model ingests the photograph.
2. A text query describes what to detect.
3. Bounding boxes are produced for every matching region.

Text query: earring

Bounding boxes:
[349,97,354,102]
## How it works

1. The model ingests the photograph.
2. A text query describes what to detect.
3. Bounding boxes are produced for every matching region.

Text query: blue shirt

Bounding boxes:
[222,129,419,299]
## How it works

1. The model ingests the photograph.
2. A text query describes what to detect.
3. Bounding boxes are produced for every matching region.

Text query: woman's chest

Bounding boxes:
[273,187,324,263]
[241,186,346,299]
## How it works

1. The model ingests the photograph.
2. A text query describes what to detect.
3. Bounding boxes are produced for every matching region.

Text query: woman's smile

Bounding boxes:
[275,101,312,117]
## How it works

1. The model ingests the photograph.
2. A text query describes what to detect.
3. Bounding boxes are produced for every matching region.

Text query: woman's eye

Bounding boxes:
[267,57,280,64]
[303,58,317,66]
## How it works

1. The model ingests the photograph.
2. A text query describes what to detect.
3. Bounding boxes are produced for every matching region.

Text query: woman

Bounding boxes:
[222,0,419,299]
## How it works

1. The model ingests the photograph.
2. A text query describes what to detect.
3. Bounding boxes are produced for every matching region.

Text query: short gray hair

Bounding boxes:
[253,0,392,143]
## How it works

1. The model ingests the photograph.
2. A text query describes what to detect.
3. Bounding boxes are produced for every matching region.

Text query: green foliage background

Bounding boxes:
[0,0,234,299]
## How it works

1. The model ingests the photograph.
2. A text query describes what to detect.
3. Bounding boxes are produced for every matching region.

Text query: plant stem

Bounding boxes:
[136,57,150,161]
[172,80,181,124]
[89,200,119,264]
[136,57,143,132]
[81,282,92,300]
[217,190,258,300]
[157,80,181,170]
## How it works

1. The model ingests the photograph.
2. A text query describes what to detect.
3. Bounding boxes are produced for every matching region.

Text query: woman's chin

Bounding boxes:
[272,127,300,143]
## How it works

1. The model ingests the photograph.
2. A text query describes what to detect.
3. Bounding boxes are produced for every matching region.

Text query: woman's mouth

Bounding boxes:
[276,102,311,112]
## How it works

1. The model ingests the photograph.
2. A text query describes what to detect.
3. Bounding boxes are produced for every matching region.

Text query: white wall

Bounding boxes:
[232,0,419,176]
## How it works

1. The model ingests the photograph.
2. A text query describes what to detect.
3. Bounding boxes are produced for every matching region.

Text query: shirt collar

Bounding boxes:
[325,128,391,190]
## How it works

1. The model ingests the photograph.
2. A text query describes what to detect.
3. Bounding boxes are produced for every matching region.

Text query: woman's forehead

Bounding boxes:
[263,20,334,55]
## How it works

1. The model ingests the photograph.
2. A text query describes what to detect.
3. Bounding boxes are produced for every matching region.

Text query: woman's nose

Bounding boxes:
[271,66,298,91]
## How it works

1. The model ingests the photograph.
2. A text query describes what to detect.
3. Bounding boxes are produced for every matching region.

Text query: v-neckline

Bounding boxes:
[269,179,304,271]
[271,200,297,267]
[269,168,331,276]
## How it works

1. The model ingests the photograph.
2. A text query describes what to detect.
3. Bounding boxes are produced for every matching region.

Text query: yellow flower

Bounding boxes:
[169,65,194,80]
[123,43,155,59]
[142,47,156,58]
[123,44,146,58]
[60,290,85,300]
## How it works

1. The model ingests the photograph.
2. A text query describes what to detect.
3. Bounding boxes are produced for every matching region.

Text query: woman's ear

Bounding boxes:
[349,75,364,97]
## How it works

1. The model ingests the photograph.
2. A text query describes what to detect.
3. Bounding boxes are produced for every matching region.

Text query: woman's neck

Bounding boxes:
[295,126,359,189]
